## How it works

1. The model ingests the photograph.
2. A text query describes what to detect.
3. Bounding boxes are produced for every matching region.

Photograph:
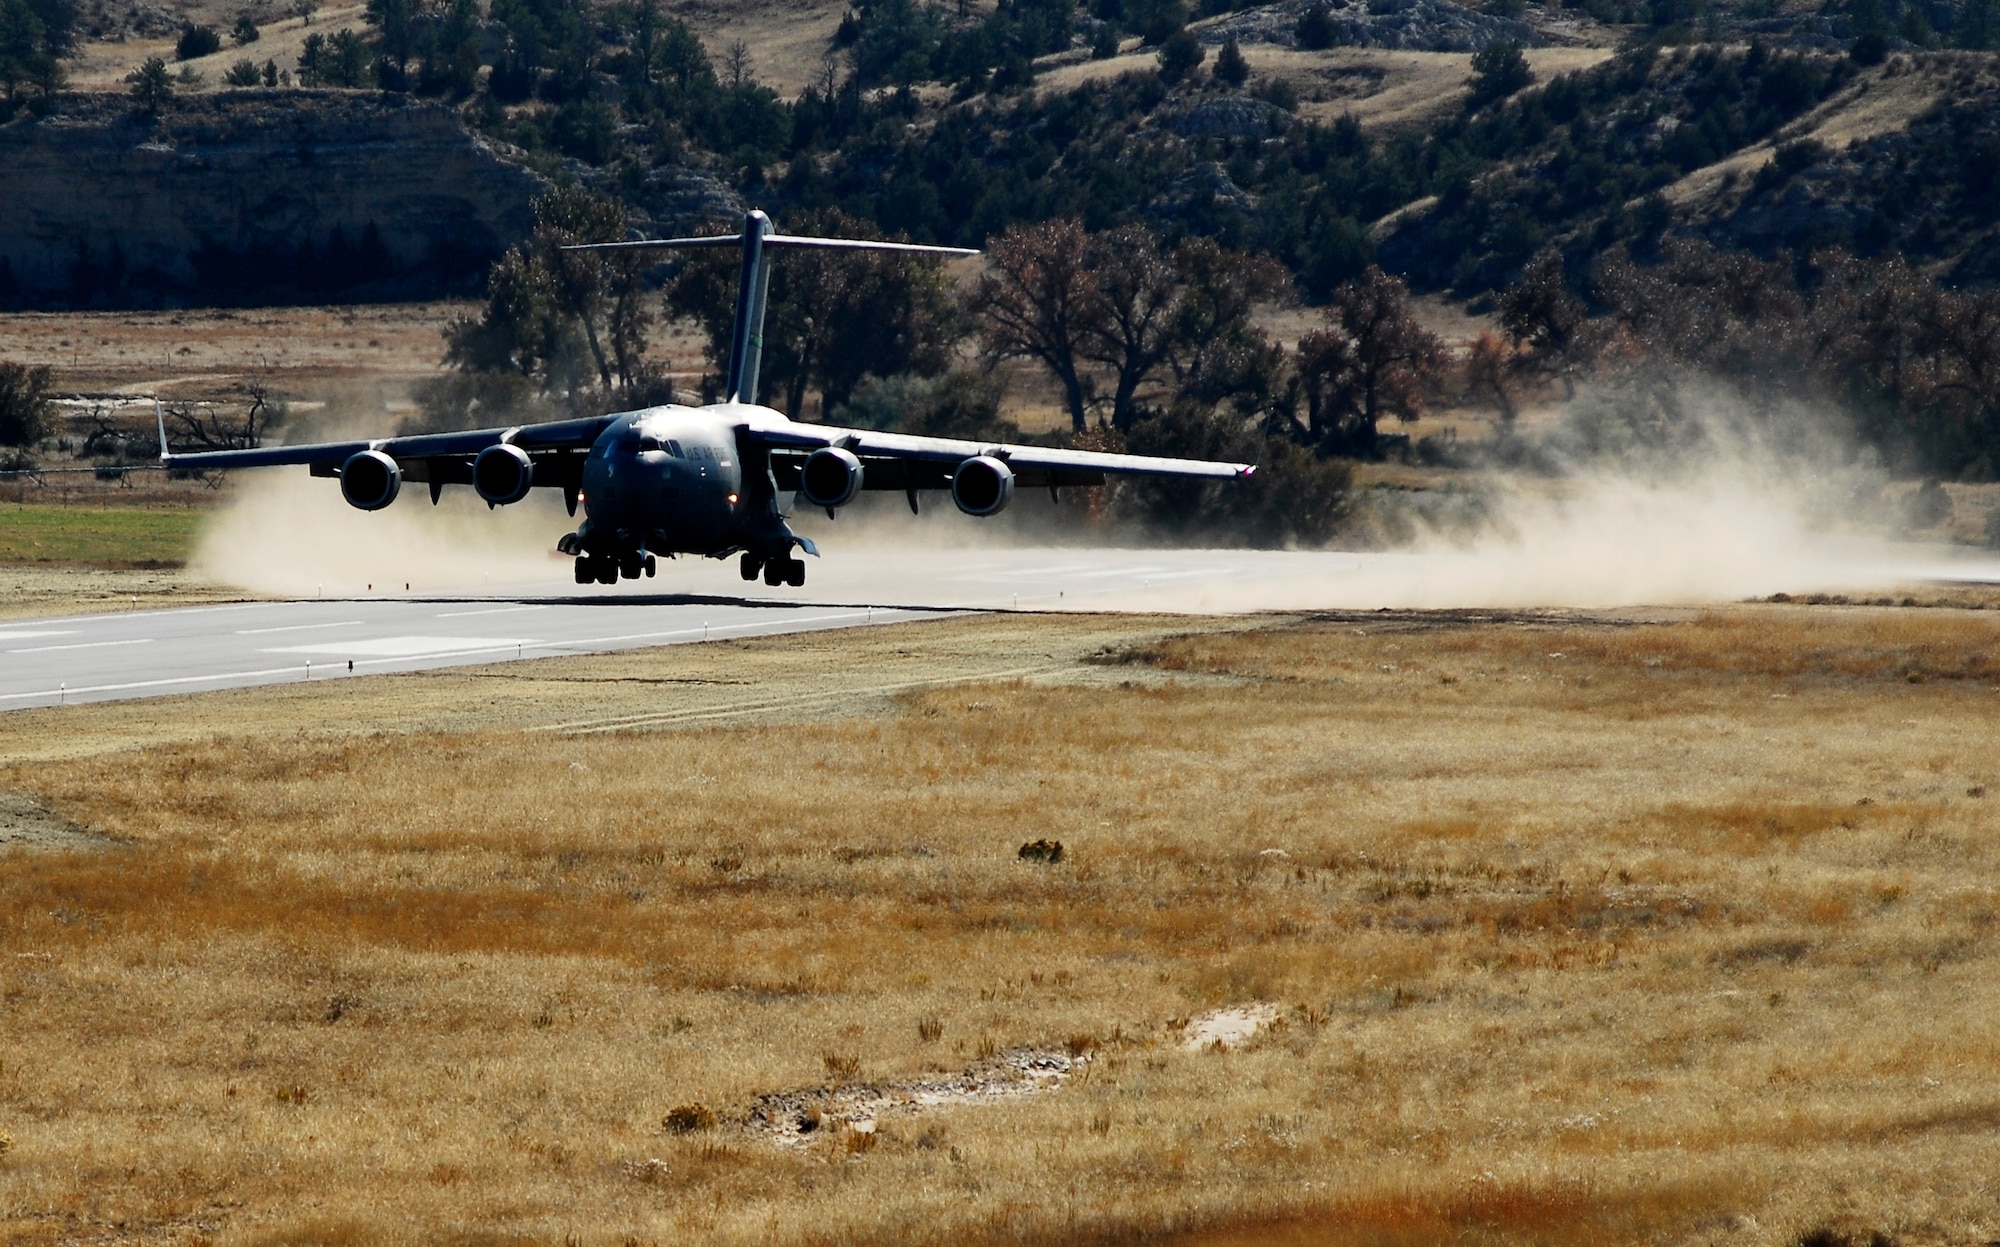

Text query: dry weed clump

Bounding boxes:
[0,605,1998,1244]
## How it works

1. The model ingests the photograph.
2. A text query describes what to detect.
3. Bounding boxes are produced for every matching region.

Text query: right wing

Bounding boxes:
[158,411,618,505]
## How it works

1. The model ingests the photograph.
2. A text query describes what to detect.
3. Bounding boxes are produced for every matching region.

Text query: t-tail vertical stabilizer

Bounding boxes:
[565,211,979,408]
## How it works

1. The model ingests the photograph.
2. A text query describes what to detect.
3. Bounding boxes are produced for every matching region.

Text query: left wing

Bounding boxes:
[744,413,1255,493]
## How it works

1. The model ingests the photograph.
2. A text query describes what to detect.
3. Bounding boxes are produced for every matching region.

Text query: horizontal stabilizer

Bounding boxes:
[564,235,979,259]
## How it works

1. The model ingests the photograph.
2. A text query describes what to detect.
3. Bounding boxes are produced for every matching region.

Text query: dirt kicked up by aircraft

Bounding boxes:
[158,211,1255,588]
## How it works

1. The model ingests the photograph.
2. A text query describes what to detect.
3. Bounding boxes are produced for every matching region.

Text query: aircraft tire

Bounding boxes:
[596,560,619,586]
[785,558,805,587]
[573,558,591,585]
[740,553,761,582]
[619,554,641,580]
[763,558,785,587]
[643,554,656,578]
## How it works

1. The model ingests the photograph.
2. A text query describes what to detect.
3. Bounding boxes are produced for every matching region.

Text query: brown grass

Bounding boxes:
[1,606,1996,1245]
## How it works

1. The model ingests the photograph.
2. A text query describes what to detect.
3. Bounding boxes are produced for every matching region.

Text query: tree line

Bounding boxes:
[1487,241,2000,478]
[426,192,1456,544]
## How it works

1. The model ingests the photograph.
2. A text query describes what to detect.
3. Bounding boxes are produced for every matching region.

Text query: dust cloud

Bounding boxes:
[189,384,1953,611]
[190,469,573,595]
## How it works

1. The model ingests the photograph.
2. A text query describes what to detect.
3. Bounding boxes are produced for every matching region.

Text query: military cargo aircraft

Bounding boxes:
[159,211,1255,587]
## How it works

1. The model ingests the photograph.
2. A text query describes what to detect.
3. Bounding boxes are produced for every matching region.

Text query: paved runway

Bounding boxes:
[0,548,1269,710]
[9,541,2000,712]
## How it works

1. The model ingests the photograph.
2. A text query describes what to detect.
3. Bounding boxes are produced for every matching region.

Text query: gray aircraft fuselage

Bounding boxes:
[576,408,755,560]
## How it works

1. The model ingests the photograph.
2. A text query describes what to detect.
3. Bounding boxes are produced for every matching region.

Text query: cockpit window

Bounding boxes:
[667,439,684,458]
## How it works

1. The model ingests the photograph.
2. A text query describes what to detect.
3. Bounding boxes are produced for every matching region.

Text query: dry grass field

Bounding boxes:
[3,604,1999,1246]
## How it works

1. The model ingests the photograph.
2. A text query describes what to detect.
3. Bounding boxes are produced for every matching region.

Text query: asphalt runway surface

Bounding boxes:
[0,548,1270,710]
[8,542,2000,712]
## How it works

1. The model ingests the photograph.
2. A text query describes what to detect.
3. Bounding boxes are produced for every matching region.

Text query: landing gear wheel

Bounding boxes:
[573,557,592,585]
[763,557,785,586]
[619,553,642,580]
[785,557,806,587]
[643,554,656,578]
[740,553,761,582]
[596,559,619,586]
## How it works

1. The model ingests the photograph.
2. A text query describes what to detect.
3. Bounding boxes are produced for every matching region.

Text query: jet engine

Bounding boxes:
[951,455,1013,517]
[799,446,864,509]
[339,449,401,511]
[473,442,535,506]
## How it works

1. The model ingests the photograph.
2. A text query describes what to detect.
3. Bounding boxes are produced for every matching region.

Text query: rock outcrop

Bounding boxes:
[0,91,546,305]
[1203,0,1544,52]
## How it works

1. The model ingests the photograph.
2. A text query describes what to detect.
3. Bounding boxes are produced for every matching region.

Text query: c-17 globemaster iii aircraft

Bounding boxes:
[159,211,1255,587]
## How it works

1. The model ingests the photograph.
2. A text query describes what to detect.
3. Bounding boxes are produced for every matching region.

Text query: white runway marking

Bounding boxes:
[0,630,78,641]
[8,638,154,653]
[434,605,548,618]
[263,635,537,658]
[234,620,366,635]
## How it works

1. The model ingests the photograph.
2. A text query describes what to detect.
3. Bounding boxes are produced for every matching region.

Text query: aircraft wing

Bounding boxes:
[158,414,615,471]
[749,419,1254,493]
[157,413,616,503]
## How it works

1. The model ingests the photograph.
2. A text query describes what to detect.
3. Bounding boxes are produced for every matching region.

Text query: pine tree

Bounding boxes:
[1214,35,1248,87]
[126,55,173,114]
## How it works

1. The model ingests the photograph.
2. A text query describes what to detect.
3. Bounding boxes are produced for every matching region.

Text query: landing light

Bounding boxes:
[727,493,739,505]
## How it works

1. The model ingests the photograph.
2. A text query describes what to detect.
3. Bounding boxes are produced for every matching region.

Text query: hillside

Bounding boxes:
[1,0,1995,314]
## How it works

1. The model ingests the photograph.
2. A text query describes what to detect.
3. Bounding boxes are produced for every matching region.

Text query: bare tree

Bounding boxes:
[535,187,637,391]
[1168,238,1292,416]
[972,218,1099,433]
[1465,329,1522,423]
[723,40,752,90]
[1498,249,1592,396]
[163,392,275,452]
[1079,224,1180,431]
[1295,266,1446,456]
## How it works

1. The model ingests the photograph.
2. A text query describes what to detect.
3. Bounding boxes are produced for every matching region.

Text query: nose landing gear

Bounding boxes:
[573,552,657,585]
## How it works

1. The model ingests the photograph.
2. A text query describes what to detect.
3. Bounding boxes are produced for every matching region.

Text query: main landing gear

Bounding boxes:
[741,552,806,587]
[574,552,656,585]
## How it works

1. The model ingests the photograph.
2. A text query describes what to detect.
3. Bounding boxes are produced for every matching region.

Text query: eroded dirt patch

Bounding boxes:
[744,1046,1091,1147]
[0,792,108,852]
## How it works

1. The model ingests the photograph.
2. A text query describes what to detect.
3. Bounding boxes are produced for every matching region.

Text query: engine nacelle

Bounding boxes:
[951,455,1014,517]
[799,446,864,509]
[474,442,535,506]
[339,449,401,511]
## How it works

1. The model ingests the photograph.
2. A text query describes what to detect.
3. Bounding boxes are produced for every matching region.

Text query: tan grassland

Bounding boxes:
[3,604,2000,1245]
[1663,54,1988,213]
[0,566,251,620]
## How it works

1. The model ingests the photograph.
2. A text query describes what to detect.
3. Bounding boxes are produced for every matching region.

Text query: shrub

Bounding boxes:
[1467,40,1533,108]
[233,14,260,43]
[1213,36,1249,87]
[1156,29,1204,83]
[662,1103,715,1133]
[224,59,262,87]
[1905,479,1952,530]
[0,362,53,447]
[1296,2,1339,48]
[1018,839,1065,864]
[176,24,222,60]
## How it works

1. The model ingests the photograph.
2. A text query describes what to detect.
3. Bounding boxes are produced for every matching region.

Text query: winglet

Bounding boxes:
[155,399,170,463]
[1239,464,1257,478]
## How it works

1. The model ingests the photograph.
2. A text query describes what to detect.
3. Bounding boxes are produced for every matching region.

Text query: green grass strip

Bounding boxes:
[0,503,205,568]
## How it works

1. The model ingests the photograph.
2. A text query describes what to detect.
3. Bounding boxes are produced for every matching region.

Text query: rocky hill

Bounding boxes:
[0,91,544,306]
